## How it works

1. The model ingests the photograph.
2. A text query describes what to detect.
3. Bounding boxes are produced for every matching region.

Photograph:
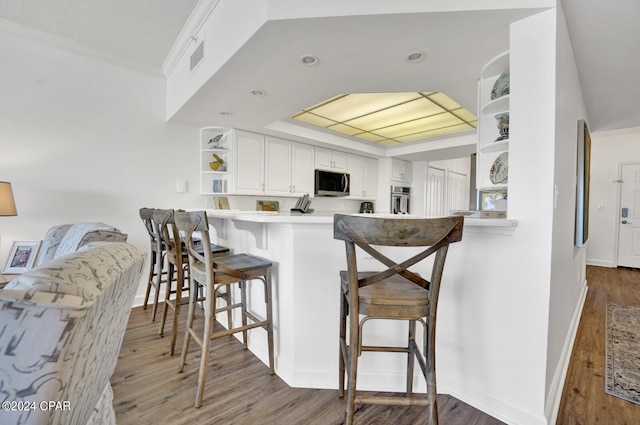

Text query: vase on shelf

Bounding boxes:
[494,113,509,142]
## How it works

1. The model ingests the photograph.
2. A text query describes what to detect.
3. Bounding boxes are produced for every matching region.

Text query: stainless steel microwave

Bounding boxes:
[314,170,350,197]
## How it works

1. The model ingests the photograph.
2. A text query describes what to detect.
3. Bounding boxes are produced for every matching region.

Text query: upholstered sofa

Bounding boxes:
[0,241,145,425]
[36,222,128,266]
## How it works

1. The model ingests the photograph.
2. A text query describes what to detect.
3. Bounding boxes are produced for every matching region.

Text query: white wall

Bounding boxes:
[392,11,559,425]
[545,2,590,422]
[587,127,640,267]
[0,32,203,303]
[393,11,584,425]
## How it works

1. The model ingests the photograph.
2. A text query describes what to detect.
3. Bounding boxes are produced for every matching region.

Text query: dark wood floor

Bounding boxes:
[557,265,640,425]
[112,266,640,424]
[112,304,504,424]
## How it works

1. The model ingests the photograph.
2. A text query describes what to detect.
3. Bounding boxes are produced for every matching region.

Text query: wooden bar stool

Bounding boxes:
[333,214,464,425]
[153,209,231,355]
[174,210,275,408]
[139,207,168,322]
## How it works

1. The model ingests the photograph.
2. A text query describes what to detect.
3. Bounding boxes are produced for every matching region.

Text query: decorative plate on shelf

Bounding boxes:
[489,152,508,184]
[490,70,510,100]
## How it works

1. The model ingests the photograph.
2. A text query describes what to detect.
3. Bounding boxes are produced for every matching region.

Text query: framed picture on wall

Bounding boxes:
[2,240,41,274]
[575,119,591,247]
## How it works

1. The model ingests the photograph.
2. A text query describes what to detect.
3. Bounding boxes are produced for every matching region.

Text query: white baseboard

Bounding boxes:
[586,258,615,268]
[438,373,548,425]
[544,281,588,424]
[132,293,151,308]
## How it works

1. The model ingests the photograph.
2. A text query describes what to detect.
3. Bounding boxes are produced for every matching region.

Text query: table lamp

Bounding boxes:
[0,182,17,216]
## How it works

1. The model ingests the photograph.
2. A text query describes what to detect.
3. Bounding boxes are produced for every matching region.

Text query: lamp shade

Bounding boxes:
[0,181,17,216]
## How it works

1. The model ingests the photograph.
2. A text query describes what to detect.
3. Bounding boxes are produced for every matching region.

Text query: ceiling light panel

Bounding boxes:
[424,92,461,110]
[373,113,465,138]
[344,98,446,130]
[450,108,477,123]
[326,123,363,136]
[292,112,337,127]
[394,123,476,142]
[291,92,476,144]
[352,132,387,142]
[309,93,421,122]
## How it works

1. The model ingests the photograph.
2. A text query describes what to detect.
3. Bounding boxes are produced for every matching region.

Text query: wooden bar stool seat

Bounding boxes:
[139,207,168,322]
[174,210,275,408]
[333,214,464,425]
[341,272,430,318]
[153,209,231,355]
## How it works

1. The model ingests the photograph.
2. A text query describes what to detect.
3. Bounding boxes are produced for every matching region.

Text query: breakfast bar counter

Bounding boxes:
[202,209,518,394]
[206,209,517,227]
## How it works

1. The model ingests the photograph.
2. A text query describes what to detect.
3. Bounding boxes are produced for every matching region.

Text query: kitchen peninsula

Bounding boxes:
[204,209,517,393]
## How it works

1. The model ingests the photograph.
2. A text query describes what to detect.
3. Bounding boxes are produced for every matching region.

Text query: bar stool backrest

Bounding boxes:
[152,209,182,263]
[174,211,212,276]
[333,213,464,302]
[139,208,160,251]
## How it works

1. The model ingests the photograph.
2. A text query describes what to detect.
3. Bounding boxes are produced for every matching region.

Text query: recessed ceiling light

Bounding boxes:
[406,51,426,63]
[251,89,266,97]
[299,55,319,66]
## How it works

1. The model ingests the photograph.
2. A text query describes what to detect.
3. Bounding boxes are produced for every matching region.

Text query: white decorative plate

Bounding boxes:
[491,70,510,100]
[489,152,508,184]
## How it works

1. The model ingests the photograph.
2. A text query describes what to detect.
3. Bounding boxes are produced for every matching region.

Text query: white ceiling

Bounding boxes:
[561,0,640,132]
[0,0,637,138]
[0,0,199,72]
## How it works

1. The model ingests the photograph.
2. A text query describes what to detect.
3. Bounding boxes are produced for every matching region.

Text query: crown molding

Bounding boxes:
[0,18,161,76]
[162,0,221,78]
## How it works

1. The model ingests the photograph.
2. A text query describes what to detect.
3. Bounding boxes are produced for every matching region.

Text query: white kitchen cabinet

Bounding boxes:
[315,147,347,171]
[348,154,378,200]
[265,137,315,197]
[233,130,265,195]
[363,157,378,200]
[291,142,315,196]
[391,158,412,184]
[347,154,364,199]
[265,137,292,196]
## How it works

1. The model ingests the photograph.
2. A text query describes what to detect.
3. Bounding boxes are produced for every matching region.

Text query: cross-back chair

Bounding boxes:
[333,213,464,425]
[174,210,275,408]
[153,209,230,355]
[139,207,167,321]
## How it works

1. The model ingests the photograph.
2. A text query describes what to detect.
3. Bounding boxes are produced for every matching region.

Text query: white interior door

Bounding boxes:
[427,166,446,217]
[617,163,640,268]
[448,170,469,212]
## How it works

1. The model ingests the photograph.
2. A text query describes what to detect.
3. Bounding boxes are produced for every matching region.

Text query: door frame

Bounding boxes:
[614,161,640,267]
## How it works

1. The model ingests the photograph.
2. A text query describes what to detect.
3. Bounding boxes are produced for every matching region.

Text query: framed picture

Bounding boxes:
[3,240,41,274]
[212,179,225,193]
[575,119,591,247]
[256,200,280,212]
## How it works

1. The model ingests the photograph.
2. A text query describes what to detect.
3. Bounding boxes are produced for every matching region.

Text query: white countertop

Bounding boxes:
[203,209,518,230]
